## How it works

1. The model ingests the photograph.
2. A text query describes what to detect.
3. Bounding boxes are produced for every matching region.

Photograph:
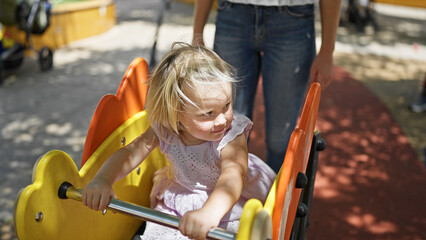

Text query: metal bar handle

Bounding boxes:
[58,182,236,240]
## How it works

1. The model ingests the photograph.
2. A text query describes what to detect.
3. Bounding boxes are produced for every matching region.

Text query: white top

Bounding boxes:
[226,0,315,6]
[150,113,276,221]
[140,113,276,239]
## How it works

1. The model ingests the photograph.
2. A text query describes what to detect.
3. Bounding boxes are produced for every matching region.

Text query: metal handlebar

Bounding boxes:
[58,182,236,240]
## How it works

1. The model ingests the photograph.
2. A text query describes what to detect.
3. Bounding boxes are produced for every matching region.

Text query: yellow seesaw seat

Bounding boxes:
[14,57,322,240]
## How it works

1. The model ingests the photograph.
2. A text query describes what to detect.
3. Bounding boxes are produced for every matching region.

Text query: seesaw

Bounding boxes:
[13,57,325,240]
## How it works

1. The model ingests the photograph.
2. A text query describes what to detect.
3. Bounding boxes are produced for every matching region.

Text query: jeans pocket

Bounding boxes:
[283,4,314,18]
[217,0,232,11]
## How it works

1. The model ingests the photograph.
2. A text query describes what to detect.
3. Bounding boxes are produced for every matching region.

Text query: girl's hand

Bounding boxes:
[82,177,116,211]
[179,208,221,240]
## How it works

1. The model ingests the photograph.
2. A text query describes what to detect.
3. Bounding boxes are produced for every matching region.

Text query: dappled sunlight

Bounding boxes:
[246,58,425,238]
[305,66,425,239]
[2,118,82,146]
[87,62,116,75]
[124,9,156,21]
[53,48,93,66]
[352,154,369,163]
[1,187,13,196]
[314,169,351,199]
[247,65,425,239]
[8,160,32,170]
[346,209,398,234]
[42,134,85,152]
[334,52,425,165]
[45,122,72,136]
[333,4,426,62]
[1,117,43,144]
[334,53,424,82]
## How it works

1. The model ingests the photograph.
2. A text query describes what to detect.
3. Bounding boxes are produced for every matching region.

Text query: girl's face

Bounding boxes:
[178,82,233,145]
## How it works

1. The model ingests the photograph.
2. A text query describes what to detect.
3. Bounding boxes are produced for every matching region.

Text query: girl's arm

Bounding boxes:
[179,133,248,240]
[82,126,159,211]
[192,0,215,46]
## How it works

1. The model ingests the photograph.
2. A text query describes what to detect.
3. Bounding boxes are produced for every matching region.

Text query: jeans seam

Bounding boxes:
[283,6,313,18]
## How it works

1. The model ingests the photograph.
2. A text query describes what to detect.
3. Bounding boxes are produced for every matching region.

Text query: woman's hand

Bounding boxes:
[179,208,221,240]
[82,177,116,211]
[192,33,205,47]
[309,50,334,88]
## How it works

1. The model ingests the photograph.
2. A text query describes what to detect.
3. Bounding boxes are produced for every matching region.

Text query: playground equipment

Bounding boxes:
[13,57,325,240]
[0,0,53,84]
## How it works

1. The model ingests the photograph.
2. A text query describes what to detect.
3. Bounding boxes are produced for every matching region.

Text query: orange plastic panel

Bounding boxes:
[296,82,322,168]
[272,82,321,240]
[81,57,149,166]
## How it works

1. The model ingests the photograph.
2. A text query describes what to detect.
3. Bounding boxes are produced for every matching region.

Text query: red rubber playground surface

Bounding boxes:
[248,66,426,240]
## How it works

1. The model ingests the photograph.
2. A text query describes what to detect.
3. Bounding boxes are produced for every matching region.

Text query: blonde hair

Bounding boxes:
[146,42,236,137]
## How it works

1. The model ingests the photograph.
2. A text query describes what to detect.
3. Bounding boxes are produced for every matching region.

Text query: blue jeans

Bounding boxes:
[213,1,316,172]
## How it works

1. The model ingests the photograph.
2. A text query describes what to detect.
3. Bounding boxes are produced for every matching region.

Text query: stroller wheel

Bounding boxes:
[39,47,53,71]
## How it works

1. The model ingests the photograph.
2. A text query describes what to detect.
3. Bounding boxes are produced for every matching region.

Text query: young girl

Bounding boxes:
[82,42,276,240]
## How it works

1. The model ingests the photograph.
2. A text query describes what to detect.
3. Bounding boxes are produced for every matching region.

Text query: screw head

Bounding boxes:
[35,212,43,222]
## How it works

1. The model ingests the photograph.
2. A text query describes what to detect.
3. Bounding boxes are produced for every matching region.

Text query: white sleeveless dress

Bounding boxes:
[139,113,276,239]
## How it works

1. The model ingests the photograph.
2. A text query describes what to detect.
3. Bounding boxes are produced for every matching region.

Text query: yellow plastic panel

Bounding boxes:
[250,210,272,240]
[236,199,263,240]
[263,178,278,217]
[14,111,168,240]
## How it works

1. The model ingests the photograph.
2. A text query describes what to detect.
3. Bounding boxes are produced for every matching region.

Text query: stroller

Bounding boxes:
[345,0,379,32]
[0,0,53,84]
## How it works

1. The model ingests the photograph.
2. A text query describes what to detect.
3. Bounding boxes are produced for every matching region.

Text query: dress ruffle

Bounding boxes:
[217,114,253,155]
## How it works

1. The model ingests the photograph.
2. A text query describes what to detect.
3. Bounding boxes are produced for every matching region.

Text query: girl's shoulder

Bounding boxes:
[232,113,252,129]
[217,113,253,151]
[152,124,178,152]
